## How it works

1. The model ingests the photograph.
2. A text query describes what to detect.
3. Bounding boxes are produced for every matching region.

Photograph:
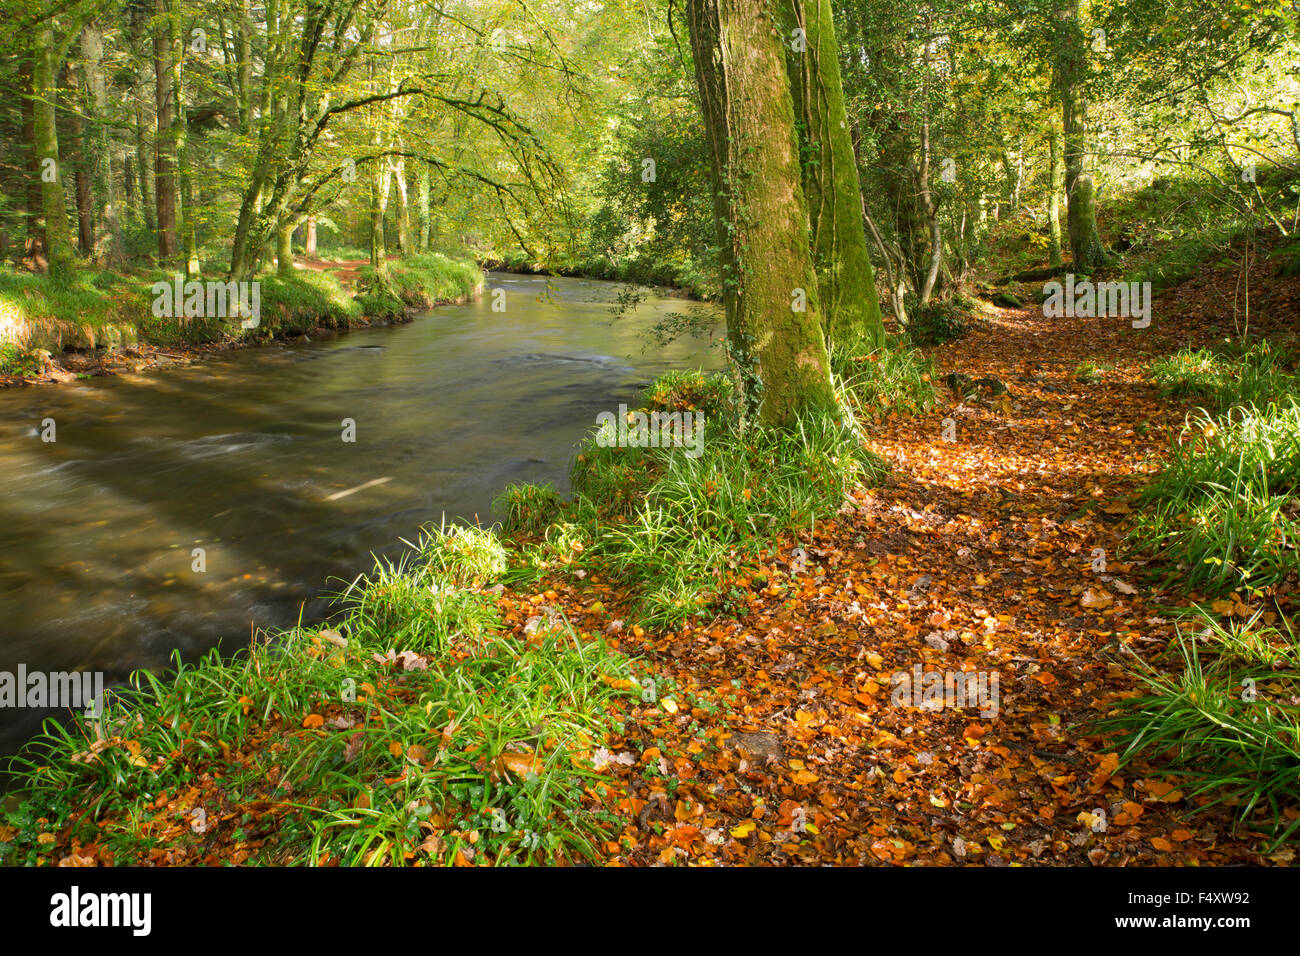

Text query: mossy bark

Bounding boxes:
[153,0,180,266]
[32,25,77,279]
[1052,0,1108,272]
[276,220,295,275]
[781,0,884,350]
[687,0,835,427]
[1047,120,1063,268]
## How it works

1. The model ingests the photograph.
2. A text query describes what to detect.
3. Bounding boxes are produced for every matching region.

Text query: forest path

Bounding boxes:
[594,298,1278,866]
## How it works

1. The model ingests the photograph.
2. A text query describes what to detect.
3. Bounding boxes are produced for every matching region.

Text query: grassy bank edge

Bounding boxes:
[0,252,485,380]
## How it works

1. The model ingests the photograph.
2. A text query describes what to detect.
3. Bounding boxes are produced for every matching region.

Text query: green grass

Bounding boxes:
[832,337,937,418]
[0,253,482,355]
[1074,360,1108,385]
[1121,335,1300,845]
[1101,607,1300,849]
[0,267,149,349]
[1150,342,1297,411]
[253,270,363,336]
[1,524,636,866]
[1134,344,1300,596]
[499,369,887,628]
[358,253,484,312]
[1129,400,1300,597]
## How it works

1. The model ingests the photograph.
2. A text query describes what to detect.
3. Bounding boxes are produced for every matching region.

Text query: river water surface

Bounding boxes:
[0,273,718,753]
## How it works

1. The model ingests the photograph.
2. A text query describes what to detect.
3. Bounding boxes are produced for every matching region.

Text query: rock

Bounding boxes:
[728,731,784,763]
[975,376,1008,396]
[945,372,974,394]
[924,630,952,652]
[924,628,960,651]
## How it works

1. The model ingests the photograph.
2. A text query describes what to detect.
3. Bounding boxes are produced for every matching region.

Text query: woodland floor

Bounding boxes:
[17,256,1300,867]
[519,259,1300,866]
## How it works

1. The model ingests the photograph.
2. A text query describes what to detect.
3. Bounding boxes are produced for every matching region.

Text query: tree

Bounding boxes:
[31,19,79,278]
[686,0,835,426]
[783,0,885,349]
[1050,0,1107,271]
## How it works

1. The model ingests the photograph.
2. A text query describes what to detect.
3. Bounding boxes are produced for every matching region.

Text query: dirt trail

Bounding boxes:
[592,298,1282,866]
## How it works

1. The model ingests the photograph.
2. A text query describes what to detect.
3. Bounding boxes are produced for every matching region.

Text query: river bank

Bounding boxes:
[481,252,717,302]
[0,253,485,388]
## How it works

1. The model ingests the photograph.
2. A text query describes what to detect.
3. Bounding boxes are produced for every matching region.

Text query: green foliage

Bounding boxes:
[0,342,43,376]
[906,295,980,346]
[1149,342,1297,411]
[2,528,635,866]
[496,482,565,537]
[1273,241,1300,278]
[644,370,734,417]
[1101,612,1300,849]
[416,522,508,587]
[1130,399,1300,596]
[505,372,887,627]
[831,337,937,418]
[1074,360,1107,384]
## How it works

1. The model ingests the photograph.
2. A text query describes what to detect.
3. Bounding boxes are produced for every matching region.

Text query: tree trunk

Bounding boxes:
[32,27,77,278]
[63,67,94,256]
[82,25,123,264]
[134,96,155,232]
[19,57,46,264]
[1047,120,1063,267]
[171,5,198,276]
[394,157,412,253]
[916,112,942,305]
[416,163,430,251]
[369,162,388,283]
[154,0,179,266]
[783,0,884,350]
[305,216,317,256]
[686,0,834,427]
[276,220,295,275]
[1053,0,1107,272]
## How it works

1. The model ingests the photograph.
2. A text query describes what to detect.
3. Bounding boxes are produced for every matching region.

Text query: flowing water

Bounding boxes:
[0,273,719,754]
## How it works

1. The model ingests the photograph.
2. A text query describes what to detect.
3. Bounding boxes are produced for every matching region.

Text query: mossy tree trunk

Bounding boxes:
[170,3,198,276]
[416,163,431,252]
[153,0,180,268]
[1047,119,1063,267]
[368,158,389,285]
[686,0,835,427]
[276,220,295,275]
[782,0,884,350]
[32,25,77,279]
[1052,0,1108,272]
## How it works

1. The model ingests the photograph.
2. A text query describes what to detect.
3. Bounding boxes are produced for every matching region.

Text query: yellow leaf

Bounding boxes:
[730,821,756,838]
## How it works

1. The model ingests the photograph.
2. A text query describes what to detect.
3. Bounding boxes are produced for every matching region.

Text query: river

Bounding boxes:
[0,273,718,754]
